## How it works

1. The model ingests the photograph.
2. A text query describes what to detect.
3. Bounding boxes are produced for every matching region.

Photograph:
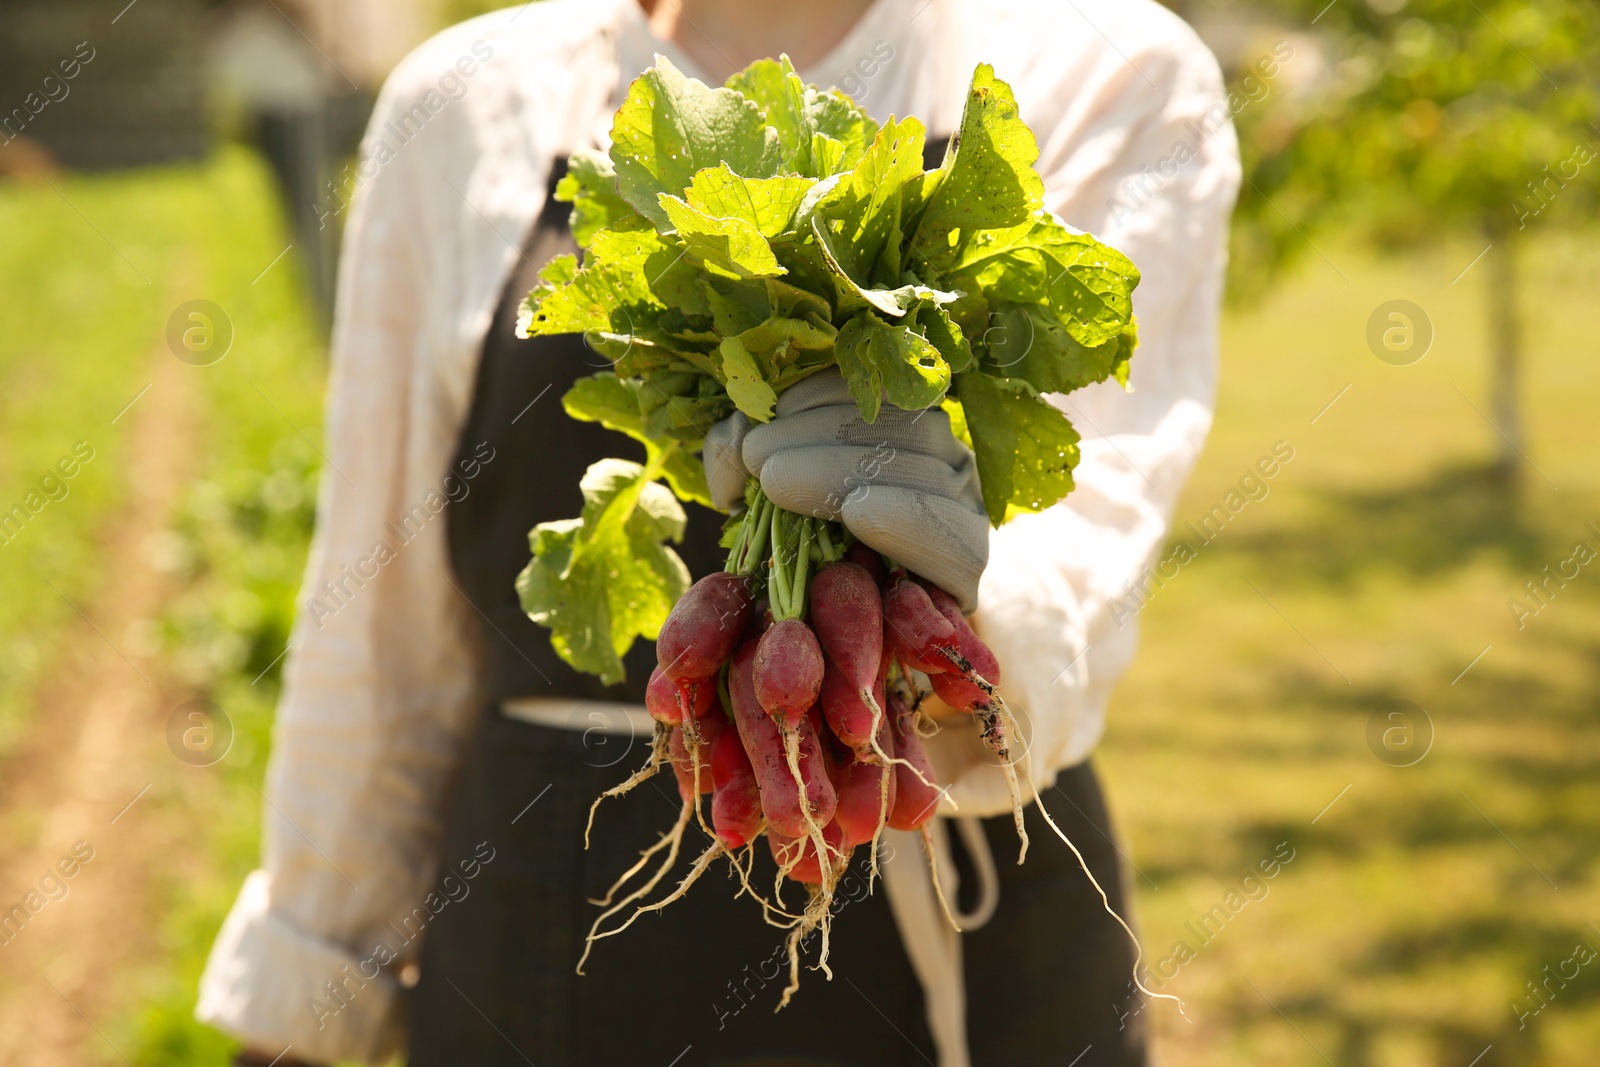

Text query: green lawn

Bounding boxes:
[0,150,325,1065]
[0,162,177,752]
[1102,231,1600,1066]
[5,148,1595,1066]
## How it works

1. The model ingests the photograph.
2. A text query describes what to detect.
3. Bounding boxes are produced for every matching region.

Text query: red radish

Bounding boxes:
[710,721,750,790]
[918,583,1003,712]
[657,573,753,683]
[645,666,680,723]
[645,664,715,724]
[752,619,825,729]
[712,772,763,848]
[728,640,836,838]
[818,659,887,760]
[806,700,826,738]
[887,693,941,831]
[883,577,962,675]
[833,748,896,850]
[710,728,763,847]
[667,727,716,799]
[697,705,727,746]
[844,541,888,588]
[767,822,848,885]
[809,563,883,687]
[809,561,889,747]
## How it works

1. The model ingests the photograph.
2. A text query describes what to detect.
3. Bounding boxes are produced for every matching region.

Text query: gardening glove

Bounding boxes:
[703,369,990,611]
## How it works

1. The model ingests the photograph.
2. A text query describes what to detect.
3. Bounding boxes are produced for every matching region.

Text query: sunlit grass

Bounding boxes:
[1105,232,1600,1066]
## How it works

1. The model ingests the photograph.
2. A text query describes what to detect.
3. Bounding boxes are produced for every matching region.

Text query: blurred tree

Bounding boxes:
[1229,0,1600,485]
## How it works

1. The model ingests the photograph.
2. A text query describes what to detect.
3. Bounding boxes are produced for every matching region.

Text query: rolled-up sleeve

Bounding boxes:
[950,9,1242,812]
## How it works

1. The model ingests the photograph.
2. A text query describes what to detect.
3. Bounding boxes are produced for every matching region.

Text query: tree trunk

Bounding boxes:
[1485,219,1523,488]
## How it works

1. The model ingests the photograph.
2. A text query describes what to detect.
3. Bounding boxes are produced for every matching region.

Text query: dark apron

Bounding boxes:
[408,144,1149,1067]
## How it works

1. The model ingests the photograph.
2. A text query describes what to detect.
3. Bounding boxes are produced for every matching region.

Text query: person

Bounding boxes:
[198,1,1239,1064]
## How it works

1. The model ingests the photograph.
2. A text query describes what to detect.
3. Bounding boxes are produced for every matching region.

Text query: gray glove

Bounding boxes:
[703,370,989,611]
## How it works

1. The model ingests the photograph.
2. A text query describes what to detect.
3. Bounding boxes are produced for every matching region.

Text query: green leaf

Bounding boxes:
[955,372,1081,525]
[518,219,702,338]
[939,214,1140,347]
[834,312,952,422]
[611,56,782,229]
[555,149,635,247]
[686,164,816,237]
[914,301,974,374]
[910,63,1045,266]
[814,233,961,319]
[644,392,730,441]
[659,194,786,278]
[1110,318,1136,388]
[738,312,836,364]
[717,335,778,421]
[561,373,712,505]
[983,302,1138,392]
[811,116,928,289]
[516,457,690,685]
[725,56,878,177]
[704,276,771,335]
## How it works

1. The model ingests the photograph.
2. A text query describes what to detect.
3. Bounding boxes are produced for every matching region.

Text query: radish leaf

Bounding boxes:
[956,372,1081,524]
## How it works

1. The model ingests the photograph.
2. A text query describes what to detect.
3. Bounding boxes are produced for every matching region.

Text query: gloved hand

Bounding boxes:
[703,369,989,611]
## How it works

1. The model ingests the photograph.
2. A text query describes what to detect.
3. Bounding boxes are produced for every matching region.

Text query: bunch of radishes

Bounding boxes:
[582,494,1028,1001]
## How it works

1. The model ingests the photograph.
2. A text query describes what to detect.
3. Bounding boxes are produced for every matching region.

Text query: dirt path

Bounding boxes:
[0,326,198,1065]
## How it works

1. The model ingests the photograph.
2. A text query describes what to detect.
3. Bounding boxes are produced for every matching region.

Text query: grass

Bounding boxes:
[1102,230,1600,1066]
[0,149,326,1065]
[4,146,1596,1066]
[0,163,176,753]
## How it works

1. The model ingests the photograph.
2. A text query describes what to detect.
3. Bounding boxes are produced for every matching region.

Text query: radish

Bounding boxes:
[817,660,878,757]
[668,726,716,799]
[809,562,888,754]
[887,692,942,831]
[657,572,753,683]
[844,541,888,588]
[710,719,750,789]
[710,726,763,848]
[645,664,716,724]
[752,619,824,729]
[750,618,836,884]
[917,582,1003,712]
[809,563,883,690]
[767,822,847,885]
[728,640,836,839]
[712,773,763,850]
[883,576,962,675]
[834,748,896,850]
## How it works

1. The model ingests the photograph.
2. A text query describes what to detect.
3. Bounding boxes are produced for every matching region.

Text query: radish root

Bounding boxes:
[776,887,837,1011]
[938,646,1029,862]
[589,837,725,943]
[862,689,891,888]
[782,726,834,891]
[919,823,961,932]
[726,834,804,928]
[1019,750,1188,1021]
[585,721,670,848]
[577,793,692,974]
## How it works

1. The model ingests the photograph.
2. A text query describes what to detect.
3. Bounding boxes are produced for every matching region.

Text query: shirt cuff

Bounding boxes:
[196,870,406,1065]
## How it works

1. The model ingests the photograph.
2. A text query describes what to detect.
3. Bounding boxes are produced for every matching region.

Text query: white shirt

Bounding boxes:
[195,1,1239,1062]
